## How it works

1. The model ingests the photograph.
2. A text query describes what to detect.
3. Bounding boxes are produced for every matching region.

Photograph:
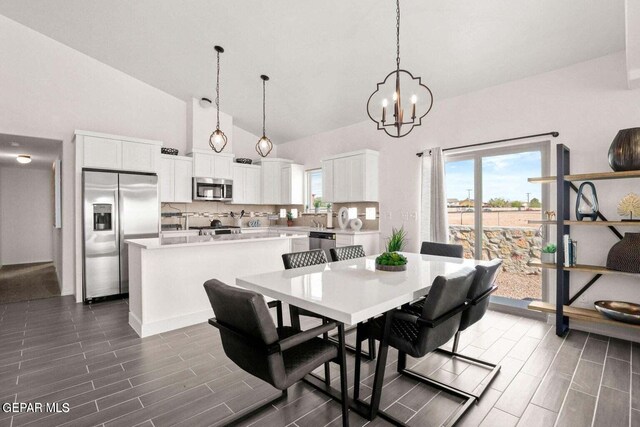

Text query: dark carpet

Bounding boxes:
[0,262,60,303]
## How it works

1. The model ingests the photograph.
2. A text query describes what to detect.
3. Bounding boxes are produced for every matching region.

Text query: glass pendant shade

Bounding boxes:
[256,135,273,157]
[209,128,227,153]
[576,181,599,221]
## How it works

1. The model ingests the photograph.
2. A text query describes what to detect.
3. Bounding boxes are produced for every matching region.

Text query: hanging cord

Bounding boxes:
[262,78,266,137]
[396,0,401,71]
[215,49,221,130]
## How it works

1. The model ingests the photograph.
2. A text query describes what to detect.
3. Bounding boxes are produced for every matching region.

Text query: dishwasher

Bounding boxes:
[309,231,336,260]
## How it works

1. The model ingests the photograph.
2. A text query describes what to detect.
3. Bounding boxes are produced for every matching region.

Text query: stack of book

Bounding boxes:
[563,234,578,267]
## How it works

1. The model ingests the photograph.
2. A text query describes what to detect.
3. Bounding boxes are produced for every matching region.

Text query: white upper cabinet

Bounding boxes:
[231,163,261,205]
[77,131,162,173]
[321,150,379,203]
[256,158,303,205]
[189,149,234,180]
[159,155,193,203]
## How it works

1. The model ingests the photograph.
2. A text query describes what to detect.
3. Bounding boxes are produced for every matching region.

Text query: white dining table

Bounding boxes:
[236,252,491,326]
[236,252,493,425]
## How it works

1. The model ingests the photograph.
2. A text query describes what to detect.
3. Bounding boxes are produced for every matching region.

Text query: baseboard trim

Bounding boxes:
[129,309,214,338]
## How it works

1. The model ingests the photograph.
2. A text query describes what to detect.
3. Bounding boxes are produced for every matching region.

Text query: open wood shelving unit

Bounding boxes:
[527,144,640,336]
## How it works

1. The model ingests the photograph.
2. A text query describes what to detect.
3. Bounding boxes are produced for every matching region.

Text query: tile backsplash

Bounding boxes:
[161,201,379,231]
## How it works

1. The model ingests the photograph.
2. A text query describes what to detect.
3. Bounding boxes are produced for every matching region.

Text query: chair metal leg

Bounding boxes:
[289,306,301,330]
[433,347,501,400]
[267,300,284,329]
[324,330,331,386]
[452,330,461,353]
[397,351,406,373]
[337,323,350,427]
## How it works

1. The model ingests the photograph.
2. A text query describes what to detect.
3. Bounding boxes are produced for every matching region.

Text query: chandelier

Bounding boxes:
[256,75,273,157]
[209,45,228,153]
[366,0,433,138]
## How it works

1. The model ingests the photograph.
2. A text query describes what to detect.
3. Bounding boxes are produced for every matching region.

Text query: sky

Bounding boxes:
[445,151,542,202]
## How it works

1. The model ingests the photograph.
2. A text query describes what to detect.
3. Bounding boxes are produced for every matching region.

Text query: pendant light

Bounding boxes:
[256,75,273,157]
[209,45,228,153]
[366,0,433,138]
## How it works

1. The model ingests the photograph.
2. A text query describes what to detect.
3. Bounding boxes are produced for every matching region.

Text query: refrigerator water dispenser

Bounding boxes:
[93,204,112,231]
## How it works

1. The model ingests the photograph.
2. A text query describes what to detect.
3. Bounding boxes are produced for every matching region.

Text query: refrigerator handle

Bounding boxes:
[114,189,121,253]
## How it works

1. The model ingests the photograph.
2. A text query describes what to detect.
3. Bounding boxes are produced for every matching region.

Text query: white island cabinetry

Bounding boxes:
[126,232,307,337]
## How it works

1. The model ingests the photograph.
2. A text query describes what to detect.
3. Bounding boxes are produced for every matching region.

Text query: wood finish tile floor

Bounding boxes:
[0,296,637,426]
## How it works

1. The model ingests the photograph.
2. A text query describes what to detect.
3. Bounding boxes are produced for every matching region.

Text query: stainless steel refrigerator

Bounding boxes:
[83,170,159,302]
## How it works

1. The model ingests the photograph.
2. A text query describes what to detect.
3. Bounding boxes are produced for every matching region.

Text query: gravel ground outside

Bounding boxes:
[494,270,542,300]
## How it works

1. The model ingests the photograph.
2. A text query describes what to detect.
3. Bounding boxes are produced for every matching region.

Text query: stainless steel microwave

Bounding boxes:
[193,178,233,201]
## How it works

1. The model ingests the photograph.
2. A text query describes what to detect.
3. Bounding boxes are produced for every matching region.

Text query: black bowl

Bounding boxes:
[236,158,252,164]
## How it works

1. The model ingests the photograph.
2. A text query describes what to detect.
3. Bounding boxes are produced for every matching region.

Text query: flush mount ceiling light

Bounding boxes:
[366,0,434,138]
[16,154,31,164]
[256,75,274,158]
[209,45,228,153]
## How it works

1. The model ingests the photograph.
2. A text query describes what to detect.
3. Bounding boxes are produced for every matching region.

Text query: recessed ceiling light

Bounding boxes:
[10,142,20,147]
[16,155,31,164]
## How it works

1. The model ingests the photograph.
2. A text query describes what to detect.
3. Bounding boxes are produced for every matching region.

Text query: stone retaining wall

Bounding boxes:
[449,225,543,274]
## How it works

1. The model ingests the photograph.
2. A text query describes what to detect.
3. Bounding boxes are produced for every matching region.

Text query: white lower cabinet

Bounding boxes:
[159,155,193,203]
[292,237,310,252]
[335,233,380,256]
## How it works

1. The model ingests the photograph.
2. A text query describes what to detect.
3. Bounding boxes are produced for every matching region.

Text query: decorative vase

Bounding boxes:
[350,218,363,231]
[541,253,556,264]
[575,182,599,221]
[606,232,640,273]
[608,128,640,171]
[337,207,349,230]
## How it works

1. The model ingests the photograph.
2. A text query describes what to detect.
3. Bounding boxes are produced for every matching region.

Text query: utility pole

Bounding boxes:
[526,192,531,207]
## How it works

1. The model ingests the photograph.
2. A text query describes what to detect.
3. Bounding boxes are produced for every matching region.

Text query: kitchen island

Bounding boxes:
[125,232,307,337]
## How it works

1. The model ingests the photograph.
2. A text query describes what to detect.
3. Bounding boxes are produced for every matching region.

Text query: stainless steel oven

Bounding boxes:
[193,178,233,201]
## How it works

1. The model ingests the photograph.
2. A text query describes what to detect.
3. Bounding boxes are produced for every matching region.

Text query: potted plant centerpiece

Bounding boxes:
[541,243,557,264]
[286,211,294,227]
[376,227,408,271]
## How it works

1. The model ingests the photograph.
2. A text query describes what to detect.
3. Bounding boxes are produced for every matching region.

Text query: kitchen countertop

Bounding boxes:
[268,226,380,235]
[126,232,307,250]
[159,227,381,236]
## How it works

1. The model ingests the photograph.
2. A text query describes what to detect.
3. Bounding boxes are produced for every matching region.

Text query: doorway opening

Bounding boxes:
[0,133,63,304]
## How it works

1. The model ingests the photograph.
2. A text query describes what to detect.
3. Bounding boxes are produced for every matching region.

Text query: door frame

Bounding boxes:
[444,140,552,307]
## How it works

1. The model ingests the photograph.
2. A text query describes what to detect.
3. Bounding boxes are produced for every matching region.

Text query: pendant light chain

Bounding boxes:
[215,49,221,130]
[262,78,266,136]
[396,0,401,71]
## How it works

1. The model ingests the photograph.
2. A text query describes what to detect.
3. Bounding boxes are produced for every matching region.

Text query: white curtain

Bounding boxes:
[420,147,448,243]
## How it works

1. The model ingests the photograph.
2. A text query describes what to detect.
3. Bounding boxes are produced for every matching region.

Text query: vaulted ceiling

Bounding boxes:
[0,0,626,143]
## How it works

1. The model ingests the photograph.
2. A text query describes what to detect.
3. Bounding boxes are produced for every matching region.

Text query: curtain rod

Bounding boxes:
[415,131,559,157]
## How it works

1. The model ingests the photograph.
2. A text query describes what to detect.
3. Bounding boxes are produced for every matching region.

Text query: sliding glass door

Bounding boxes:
[445,142,550,306]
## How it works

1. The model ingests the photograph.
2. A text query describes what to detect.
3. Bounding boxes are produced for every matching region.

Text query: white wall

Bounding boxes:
[0,15,187,296]
[278,51,640,340]
[0,166,54,265]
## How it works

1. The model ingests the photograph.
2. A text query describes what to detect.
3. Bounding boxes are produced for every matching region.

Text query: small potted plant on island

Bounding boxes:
[286,211,294,227]
[313,198,322,213]
[541,243,557,264]
[376,227,408,272]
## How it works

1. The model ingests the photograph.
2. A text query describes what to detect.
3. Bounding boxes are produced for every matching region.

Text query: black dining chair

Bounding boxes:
[403,258,503,399]
[329,245,366,261]
[204,279,350,426]
[353,267,477,423]
[329,245,376,360]
[420,241,464,258]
